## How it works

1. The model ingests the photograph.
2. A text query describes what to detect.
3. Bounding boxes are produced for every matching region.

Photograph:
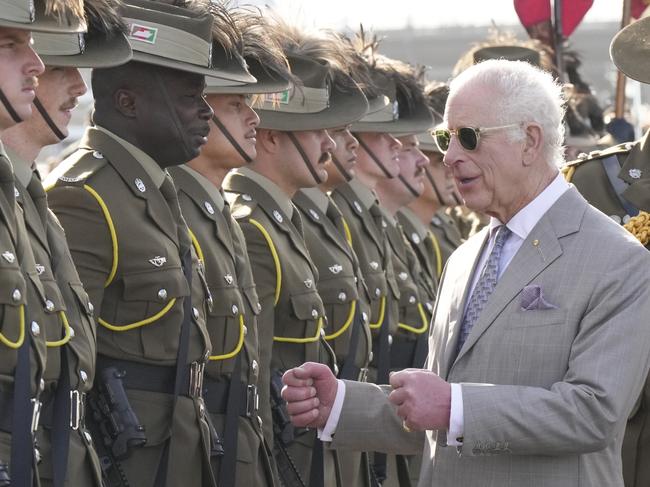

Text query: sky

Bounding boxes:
[245,0,625,30]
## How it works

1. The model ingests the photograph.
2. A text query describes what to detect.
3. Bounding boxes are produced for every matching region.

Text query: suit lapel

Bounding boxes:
[85,129,179,246]
[453,188,585,365]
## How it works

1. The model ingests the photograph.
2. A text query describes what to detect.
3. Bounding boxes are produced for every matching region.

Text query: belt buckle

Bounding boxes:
[30,398,42,434]
[189,362,205,398]
[246,384,258,418]
[70,390,84,430]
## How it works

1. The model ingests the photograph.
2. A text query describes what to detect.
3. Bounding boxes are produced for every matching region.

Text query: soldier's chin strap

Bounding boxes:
[153,72,194,162]
[356,134,396,179]
[330,155,352,182]
[211,115,253,163]
[398,174,421,198]
[424,166,445,204]
[33,97,67,141]
[286,131,323,185]
[0,87,23,124]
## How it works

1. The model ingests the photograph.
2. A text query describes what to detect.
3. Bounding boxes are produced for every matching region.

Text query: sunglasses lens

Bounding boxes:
[458,127,479,151]
[434,129,451,153]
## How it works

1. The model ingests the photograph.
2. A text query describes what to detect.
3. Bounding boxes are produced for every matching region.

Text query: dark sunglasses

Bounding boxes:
[433,123,520,153]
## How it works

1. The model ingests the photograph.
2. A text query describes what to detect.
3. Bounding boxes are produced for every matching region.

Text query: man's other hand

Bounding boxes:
[389,369,452,431]
[281,362,338,428]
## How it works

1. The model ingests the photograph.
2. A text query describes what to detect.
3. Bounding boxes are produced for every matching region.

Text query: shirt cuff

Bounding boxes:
[317,379,346,442]
[447,383,464,446]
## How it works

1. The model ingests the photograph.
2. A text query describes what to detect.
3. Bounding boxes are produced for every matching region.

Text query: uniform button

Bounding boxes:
[361,312,368,323]
[158,288,168,300]
[45,299,55,312]
[408,296,416,304]
[333,364,339,376]
[257,302,262,312]
[80,370,88,383]
[12,289,21,302]
[199,402,205,416]
[69,327,75,338]
[243,325,248,336]
[375,288,381,297]
[252,360,258,373]
[369,351,374,362]
[192,307,199,320]
[388,334,393,346]
[311,309,319,319]
[320,328,326,337]
[31,321,40,336]
[39,379,45,392]
[426,302,433,313]
[88,302,94,314]
[83,431,92,442]
[231,304,239,316]
[338,292,347,302]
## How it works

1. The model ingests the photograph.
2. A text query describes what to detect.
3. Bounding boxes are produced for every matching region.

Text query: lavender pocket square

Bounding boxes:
[520,284,558,311]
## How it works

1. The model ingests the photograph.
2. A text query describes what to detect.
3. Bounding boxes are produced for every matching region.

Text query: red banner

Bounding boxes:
[514,0,593,37]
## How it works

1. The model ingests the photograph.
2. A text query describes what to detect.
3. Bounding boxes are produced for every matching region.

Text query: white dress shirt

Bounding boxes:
[320,172,570,446]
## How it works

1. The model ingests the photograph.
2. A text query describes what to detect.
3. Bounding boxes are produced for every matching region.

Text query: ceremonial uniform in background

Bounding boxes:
[293,187,373,487]
[224,168,338,486]
[9,150,102,486]
[396,207,440,294]
[168,164,276,487]
[429,211,464,273]
[46,127,215,487]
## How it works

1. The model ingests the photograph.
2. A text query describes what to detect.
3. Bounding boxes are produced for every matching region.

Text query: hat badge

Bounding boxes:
[134,178,146,193]
[204,201,215,215]
[273,210,283,223]
[629,168,642,179]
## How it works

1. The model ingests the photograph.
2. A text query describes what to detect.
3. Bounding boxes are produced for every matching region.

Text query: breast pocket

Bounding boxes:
[206,286,245,365]
[105,267,189,360]
[0,268,28,374]
[274,290,325,344]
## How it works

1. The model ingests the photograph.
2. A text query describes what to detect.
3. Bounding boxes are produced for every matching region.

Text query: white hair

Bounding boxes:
[447,59,566,167]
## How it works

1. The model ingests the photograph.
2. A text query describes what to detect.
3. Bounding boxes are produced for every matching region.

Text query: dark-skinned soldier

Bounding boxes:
[328,33,434,487]
[2,2,131,485]
[399,82,463,282]
[290,31,375,487]
[562,19,650,487]
[0,1,85,485]
[44,1,256,486]
[167,8,293,486]
[223,21,368,487]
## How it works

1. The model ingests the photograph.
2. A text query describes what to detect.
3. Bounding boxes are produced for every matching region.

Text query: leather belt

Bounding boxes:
[96,355,205,398]
[202,378,259,418]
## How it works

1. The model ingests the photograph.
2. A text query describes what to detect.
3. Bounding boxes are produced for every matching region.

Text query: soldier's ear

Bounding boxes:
[114,89,137,119]
[257,129,280,155]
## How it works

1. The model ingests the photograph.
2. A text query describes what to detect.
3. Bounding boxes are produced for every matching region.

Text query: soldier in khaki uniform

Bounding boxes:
[223,23,368,487]
[167,9,292,487]
[0,2,86,485]
[292,32,375,487]
[45,2,256,486]
[562,19,650,487]
[329,38,433,486]
[400,83,463,279]
[2,2,132,486]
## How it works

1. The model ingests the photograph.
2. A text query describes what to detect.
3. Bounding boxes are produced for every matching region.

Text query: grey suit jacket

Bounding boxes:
[331,187,650,486]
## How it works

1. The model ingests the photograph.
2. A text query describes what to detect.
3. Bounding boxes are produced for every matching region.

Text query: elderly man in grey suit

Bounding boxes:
[281,59,650,487]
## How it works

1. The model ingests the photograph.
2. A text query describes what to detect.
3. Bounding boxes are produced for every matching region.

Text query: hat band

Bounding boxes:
[33,32,85,57]
[0,0,35,24]
[124,17,211,68]
[261,85,329,114]
[360,98,398,123]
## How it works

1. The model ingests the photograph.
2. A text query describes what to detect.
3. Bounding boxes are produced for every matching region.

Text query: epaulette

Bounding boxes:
[44,148,108,190]
[563,141,635,170]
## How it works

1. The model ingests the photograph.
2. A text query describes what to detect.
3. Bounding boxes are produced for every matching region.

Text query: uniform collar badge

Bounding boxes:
[273,210,283,223]
[329,264,343,274]
[309,209,320,221]
[224,274,234,285]
[304,278,313,288]
[149,255,166,267]
[135,178,146,193]
[353,201,363,214]
[204,201,215,215]
[35,264,45,275]
[2,251,15,263]
[369,261,379,270]
[629,168,642,179]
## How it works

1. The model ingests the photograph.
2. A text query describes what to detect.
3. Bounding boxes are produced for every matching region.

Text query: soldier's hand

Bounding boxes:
[388,368,451,431]
[282,362,338,428]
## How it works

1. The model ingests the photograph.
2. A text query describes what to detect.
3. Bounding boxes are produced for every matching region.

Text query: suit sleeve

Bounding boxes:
[47,185,113,316]
[330,380,425,455]
[461,244,650,456]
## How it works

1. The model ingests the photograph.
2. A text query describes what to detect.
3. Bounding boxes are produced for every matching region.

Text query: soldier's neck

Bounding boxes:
[186,157,229,189]
[1,129,41,165]
[408,197,441,226]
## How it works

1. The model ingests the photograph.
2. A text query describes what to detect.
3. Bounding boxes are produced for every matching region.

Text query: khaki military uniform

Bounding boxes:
[293,187,373,487]
[330,179,402,486]
[46,127,215,487]
[564,131,650,487]
[396,208,439,298]
[8,149,101,486]
[223,168,338,487]
[167,164,277,487]
[0,144,50,484]
[429,210,463,275]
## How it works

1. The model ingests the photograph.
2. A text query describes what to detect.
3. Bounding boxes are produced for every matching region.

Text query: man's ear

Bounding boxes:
[522,123,543,167]
[114,89,137,119]
[257,128,281,155]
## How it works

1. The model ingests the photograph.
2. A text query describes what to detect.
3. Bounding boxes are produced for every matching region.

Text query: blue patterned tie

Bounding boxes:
[456,225,512,354]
